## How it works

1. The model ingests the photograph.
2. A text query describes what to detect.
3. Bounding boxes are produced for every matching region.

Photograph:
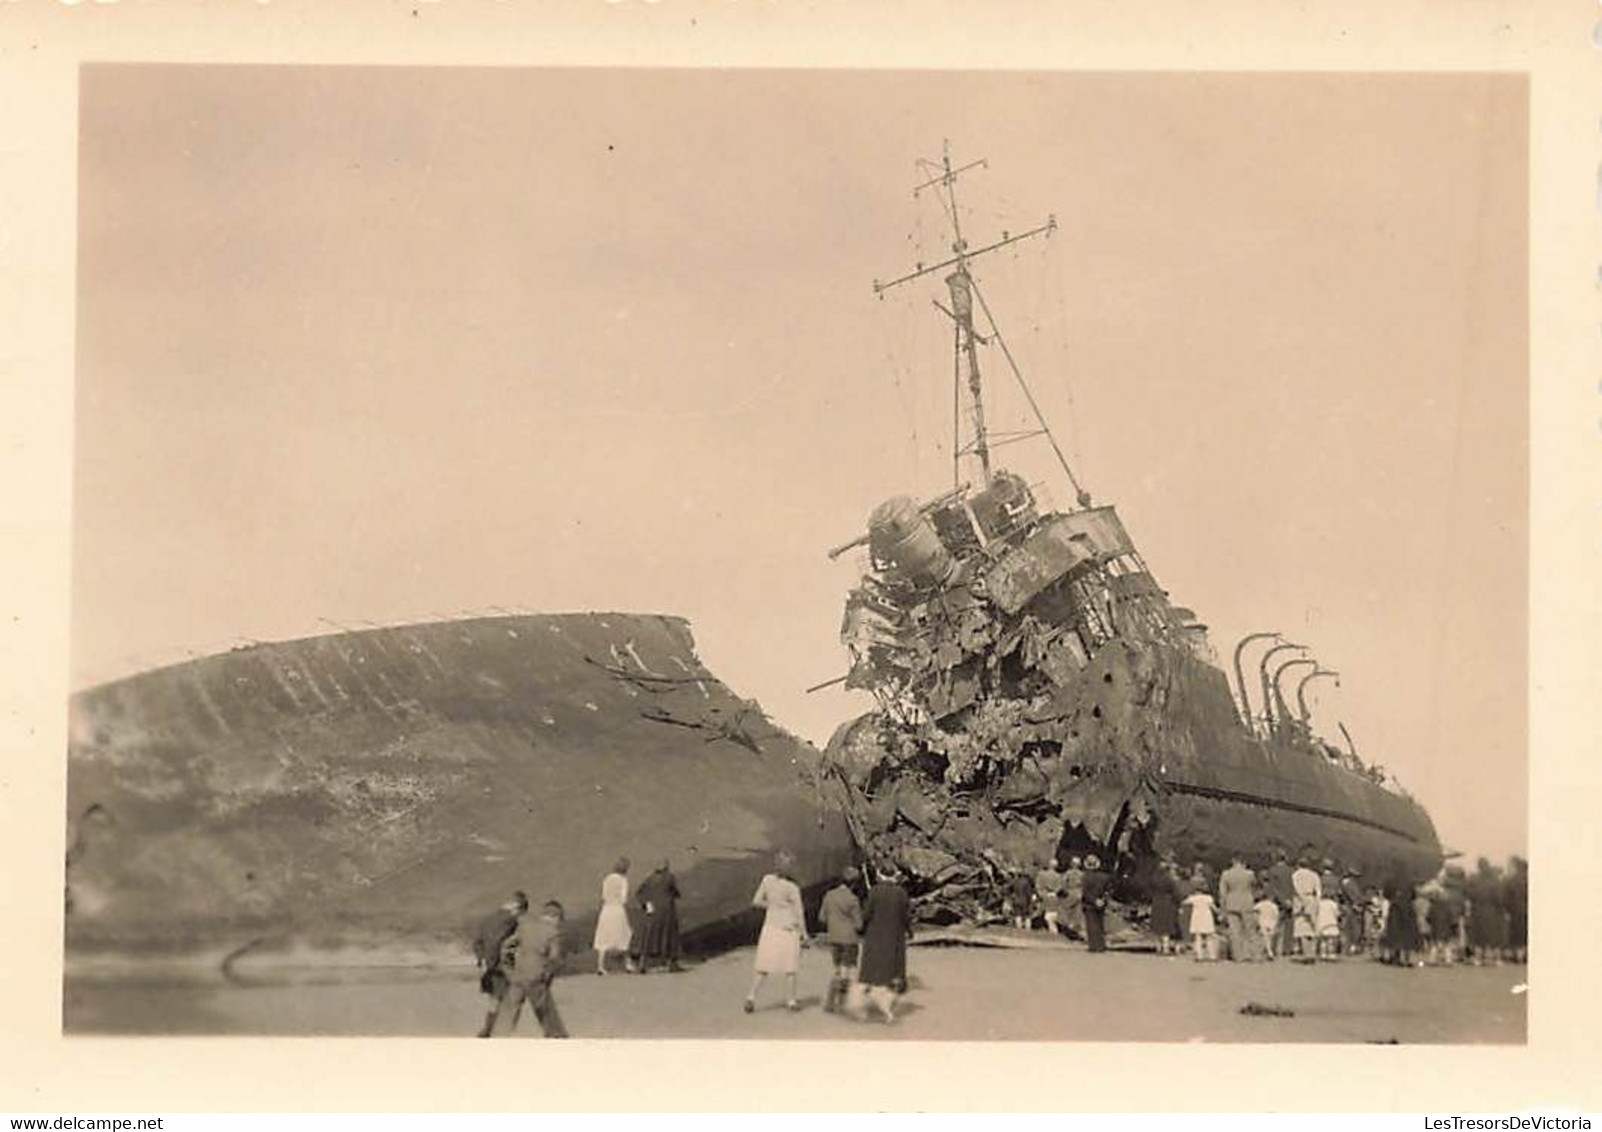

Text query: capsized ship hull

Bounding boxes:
[1151,643,1439,879]
[66,613,852,959]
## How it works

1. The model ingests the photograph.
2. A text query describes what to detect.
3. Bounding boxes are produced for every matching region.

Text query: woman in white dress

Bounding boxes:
[592,857,634,975]
[743,850,810,1014]
[1181,886,1218,962]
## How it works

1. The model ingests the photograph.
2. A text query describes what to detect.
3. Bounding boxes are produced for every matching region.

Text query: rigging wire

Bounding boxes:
[1047,229,1085,473]
[911,188,939,490]
[969,273,1092,508]
[878,153,1090,501]
[877,173,937,495]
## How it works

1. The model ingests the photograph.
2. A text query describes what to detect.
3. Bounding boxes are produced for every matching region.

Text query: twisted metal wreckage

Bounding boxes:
[814,147,1441,925]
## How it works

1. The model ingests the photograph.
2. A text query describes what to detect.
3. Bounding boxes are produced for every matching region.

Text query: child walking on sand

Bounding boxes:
[1317,894,1342,960]
[1181,885,1218,961]
[1254,888,1281,960]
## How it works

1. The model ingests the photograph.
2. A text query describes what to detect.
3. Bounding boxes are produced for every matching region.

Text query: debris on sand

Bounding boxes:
[911,925,1075,950]
[1239,1001,1296,1018]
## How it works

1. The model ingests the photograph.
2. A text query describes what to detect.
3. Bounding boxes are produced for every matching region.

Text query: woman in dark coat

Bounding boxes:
[1380,877,1421,966]
[632,859,684,973]
[1148,863,1180,955]
[860,867,912,992]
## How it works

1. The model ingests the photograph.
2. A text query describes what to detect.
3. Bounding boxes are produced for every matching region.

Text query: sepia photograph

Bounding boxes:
[60,62,1531,1048]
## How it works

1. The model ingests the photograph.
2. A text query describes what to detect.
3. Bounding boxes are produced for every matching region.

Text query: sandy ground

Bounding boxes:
[64,942,1526,1043]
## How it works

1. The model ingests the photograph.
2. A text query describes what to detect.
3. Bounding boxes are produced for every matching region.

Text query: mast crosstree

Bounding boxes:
[872,141,1091,508]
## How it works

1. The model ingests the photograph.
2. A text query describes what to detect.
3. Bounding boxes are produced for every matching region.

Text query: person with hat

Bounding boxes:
[1265,851,1295,959]
[1341,867,1366,955]
[471,890,528,1038]
[633,859,684,974]
[819,865,865,1013]
[498,898,570,1038]
[855,863,913,1022]
[1080,853,1112,953]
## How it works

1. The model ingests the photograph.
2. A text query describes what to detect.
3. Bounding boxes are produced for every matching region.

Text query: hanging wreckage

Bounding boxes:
[818,146,1442,924]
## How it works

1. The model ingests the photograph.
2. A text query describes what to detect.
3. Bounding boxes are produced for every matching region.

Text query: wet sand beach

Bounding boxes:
[64,944,1526,1043]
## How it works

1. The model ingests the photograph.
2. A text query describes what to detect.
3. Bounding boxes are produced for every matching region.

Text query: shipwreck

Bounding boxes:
[65,612,853,959]
[817,146,1442,924]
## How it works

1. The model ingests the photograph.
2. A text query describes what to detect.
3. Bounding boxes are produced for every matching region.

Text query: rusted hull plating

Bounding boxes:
[823,622,1441,923]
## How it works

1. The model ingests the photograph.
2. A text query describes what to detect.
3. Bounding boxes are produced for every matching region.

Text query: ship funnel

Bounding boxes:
[868,496,958,585]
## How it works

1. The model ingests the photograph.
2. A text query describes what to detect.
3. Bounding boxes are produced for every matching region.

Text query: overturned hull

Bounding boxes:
[1153,646,1439,878]
[66,613,853,958]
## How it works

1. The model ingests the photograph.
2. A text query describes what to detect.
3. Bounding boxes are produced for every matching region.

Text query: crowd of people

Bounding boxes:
[1007,850,1529,969]
[469,846,1527,1037]
[744,854,914,1022]
[469,851,915,1037]
[1008,853,1116,952]
[470,856,686,1038]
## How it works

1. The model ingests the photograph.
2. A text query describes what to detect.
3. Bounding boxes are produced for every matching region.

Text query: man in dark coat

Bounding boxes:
[1341,868,1367,954]
[1265,852,1295,959]
[1080,854,1112,953]
[1008,870,1036,930]
[633,859,684,973]
[472,890,528,1037]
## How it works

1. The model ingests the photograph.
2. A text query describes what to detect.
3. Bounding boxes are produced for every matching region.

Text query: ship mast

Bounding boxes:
[873,141,1091,507]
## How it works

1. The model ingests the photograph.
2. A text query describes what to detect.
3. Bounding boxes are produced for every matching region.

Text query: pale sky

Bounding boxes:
[72,66,1527,863]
